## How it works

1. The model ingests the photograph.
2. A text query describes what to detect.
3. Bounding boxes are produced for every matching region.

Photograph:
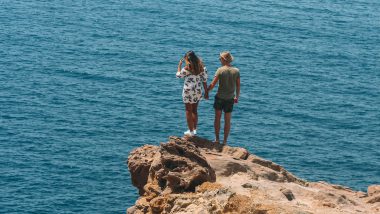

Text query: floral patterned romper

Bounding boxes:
[176,67,208,104]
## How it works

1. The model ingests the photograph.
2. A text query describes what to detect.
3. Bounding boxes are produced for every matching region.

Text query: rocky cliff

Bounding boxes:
[127,136,380,214]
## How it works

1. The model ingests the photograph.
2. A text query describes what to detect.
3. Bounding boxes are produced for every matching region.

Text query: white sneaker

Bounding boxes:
[193,129,197,135]
[184,130,195,136]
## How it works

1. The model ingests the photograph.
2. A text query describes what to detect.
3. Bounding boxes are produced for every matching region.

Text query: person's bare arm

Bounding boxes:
[202,82,209,99]
[176,59,189,78]
[234,77,240,103]
[177,58,183,72]
[208,75,219,92]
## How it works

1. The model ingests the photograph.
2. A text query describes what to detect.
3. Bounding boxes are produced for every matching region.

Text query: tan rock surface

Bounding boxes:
[368,185,380,196]
[127,136,380,214]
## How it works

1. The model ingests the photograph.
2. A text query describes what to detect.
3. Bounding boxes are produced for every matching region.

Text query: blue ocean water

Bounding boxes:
[1,0,379,213]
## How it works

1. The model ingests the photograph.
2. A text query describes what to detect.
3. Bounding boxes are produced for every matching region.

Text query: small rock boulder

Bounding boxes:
[281,188,295,201]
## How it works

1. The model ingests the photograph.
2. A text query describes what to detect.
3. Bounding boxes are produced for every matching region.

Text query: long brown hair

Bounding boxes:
[185,51,204,75]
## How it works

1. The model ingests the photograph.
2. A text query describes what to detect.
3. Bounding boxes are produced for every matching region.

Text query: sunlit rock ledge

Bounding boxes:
[126,136,380,214]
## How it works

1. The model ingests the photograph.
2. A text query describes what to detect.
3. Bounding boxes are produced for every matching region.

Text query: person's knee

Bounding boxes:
[224,113,231,121]
[215,111,222,120]
[191,104,198,114]
[185,104,192,112]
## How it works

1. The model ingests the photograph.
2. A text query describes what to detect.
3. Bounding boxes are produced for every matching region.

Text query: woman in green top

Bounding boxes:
[207,51,240,145]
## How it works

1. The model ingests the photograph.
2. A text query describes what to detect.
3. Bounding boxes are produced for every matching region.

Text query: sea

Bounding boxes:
[1,0,379,213]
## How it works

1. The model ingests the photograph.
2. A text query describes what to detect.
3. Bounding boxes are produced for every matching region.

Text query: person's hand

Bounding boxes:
[234,97,238,103]
[204,92,209,100]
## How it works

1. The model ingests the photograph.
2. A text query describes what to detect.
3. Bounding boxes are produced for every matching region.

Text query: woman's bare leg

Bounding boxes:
[191,102,199,130]
[185,103,194,131]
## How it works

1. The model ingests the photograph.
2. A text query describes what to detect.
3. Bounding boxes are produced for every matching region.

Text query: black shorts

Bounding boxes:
[213,95,234,113]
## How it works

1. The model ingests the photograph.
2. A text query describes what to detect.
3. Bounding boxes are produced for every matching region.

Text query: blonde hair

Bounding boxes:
[220,51,234,63]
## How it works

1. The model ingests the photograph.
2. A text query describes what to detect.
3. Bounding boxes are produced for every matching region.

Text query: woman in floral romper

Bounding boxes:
[176,51,208,136]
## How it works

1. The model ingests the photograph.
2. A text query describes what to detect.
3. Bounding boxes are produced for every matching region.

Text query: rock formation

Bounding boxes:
[127,136,380,214]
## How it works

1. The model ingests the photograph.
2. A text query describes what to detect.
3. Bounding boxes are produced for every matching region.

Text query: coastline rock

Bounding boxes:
[127,145,159,195]
[127,138,216,202]
[368,185,380,196]
[149,140,216,194]
[127,136,380,214]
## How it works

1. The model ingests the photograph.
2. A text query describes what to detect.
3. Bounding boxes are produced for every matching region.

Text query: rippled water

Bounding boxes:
[1,0,380,213]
